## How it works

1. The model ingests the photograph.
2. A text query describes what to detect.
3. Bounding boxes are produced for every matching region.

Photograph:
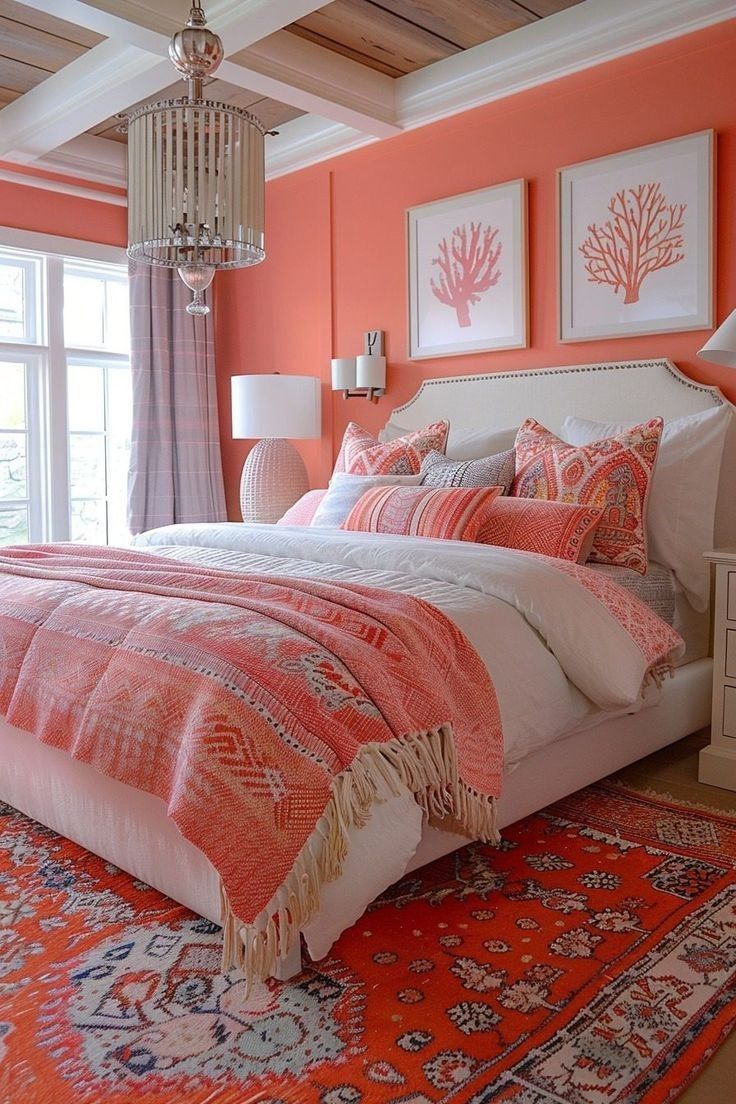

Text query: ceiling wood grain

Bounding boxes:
[368,1,538,48]
[288,0,583,76]
[0,1,103,48]
[289,0,461,77]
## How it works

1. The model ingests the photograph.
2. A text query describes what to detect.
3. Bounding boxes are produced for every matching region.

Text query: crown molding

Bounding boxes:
[265,117,374,180]
[35,135,127,189]
[0,165,126,206]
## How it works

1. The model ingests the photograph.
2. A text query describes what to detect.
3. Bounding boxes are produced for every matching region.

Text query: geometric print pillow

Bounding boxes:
[478,498,603,563]
[334,420,449,476]
[512,417,663,574]
[420,448,516,495]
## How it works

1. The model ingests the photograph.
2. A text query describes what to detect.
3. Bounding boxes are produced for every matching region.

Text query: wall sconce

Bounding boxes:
[331,330,386,402]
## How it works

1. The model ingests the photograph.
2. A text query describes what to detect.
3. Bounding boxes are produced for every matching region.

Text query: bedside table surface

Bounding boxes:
[704,548,736,564]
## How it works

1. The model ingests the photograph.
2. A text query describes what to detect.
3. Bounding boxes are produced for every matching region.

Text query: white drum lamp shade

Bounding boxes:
[699,309,736,367]
[231,374,321,523]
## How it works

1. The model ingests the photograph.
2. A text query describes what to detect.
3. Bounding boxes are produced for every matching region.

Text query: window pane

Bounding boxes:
[68,363,105,432]
[70,434,106,499]
[0,506,29,546]
[0,362,26,429]
[0,256,41,344]
[64,270,105,347]
[71,499,106,544]
[105,279,130,353]
[107,367,132,545]
[0,432,27,499]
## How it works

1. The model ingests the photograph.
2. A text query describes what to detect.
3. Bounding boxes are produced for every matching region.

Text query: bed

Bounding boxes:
[0,357,732,982]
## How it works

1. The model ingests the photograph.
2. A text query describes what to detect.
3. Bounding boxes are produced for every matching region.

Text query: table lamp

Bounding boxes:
[699,309,736,367]
[231,374,321,523]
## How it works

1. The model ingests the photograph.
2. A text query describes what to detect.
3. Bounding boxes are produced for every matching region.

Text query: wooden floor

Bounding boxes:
[610,728,736,1101]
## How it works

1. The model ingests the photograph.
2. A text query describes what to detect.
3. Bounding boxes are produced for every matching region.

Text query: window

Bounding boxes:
[0,233,131,547]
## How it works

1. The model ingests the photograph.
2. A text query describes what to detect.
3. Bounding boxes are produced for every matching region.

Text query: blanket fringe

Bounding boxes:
[644,660,675,691]
[220,724,498,991]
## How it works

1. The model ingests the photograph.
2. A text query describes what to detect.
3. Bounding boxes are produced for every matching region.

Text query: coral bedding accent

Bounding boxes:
[512,417,663,574]
[334,419,449,475]
[0,544,502,986]
[343,484,502,541]
[479,498,602,562]
[276,488,326,526]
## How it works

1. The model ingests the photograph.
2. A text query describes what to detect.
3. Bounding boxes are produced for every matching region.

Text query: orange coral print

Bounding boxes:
[579,182,686,304]
[431,222,502,327]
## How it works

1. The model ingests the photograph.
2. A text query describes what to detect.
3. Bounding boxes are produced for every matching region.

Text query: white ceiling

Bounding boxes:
[0,0,735,203]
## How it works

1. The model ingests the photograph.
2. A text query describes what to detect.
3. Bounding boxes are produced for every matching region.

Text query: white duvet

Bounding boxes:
[136,523,684,769]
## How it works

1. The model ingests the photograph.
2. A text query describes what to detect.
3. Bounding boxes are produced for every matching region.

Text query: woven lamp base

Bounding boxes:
[239,438,310,524]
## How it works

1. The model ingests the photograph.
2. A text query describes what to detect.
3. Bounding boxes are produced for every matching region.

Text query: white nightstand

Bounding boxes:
[699,549,736,791]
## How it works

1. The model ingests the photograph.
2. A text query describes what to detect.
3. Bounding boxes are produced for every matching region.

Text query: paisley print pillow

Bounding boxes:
[512,417,663,573]
[334,421,449,476]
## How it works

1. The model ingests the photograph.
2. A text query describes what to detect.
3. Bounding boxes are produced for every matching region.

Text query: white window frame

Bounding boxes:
[0,227,129,543]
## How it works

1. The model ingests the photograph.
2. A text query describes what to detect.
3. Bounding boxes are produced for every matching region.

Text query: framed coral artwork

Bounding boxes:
[407,179,528,358]
[558,131,714,341]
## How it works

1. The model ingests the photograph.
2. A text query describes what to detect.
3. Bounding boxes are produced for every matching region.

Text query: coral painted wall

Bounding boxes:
[0,175,126,247]
[216,18,736,514]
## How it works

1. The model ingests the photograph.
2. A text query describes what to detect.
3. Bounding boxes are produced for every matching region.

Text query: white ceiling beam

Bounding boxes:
[0,42,172,163]
[220,33,399,137]
[0,0,341,162]
[23,0,327,48]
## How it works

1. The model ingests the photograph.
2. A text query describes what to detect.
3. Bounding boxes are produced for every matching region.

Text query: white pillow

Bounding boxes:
[562,405,731,611]
[379,421,518,460]
[311,472,421,528]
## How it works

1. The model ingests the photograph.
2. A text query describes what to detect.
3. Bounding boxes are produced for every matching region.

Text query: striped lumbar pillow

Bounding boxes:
[342,484,502,542]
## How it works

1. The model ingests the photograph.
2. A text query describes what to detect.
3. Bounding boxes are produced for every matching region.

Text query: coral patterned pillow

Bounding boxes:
[334,420,449,475]
[276,489,327,526]
[478,498,602,563]
[342,485,502,542]
[512,417,663,573]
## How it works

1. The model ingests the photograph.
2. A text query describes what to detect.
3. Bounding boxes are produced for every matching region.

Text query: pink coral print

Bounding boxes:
[431,222,502,327]
[580,182,686,304]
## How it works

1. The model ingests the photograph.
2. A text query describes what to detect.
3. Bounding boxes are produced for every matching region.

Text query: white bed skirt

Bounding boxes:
[0,658,711,970]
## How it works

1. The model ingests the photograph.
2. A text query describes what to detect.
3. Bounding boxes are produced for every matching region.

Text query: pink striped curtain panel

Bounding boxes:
[127,264,227,534]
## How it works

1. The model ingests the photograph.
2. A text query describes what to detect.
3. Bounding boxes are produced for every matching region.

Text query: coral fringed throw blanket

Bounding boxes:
[0,545,503,984]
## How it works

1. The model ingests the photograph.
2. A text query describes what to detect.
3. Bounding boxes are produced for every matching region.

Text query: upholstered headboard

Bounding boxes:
[384,358,736,547]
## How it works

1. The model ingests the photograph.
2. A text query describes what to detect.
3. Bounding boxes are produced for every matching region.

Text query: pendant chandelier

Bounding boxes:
[125,2,266,315]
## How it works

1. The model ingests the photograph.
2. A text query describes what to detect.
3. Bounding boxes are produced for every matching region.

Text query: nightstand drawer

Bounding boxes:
[724,685,736,739]
[728,570,736,621]
[727,630,736,679]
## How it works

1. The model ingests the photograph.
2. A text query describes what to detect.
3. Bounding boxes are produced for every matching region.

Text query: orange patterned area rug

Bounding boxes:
[1,782,735,1104]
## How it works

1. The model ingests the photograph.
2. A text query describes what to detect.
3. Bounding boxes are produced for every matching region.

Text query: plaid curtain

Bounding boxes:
[127,264,227,534]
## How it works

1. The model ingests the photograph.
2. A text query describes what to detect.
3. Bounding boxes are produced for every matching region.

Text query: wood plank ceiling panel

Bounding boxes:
[520,0,584,16]
[0,0,103,98]
[371,1,538,47]
[289,0,463,77]
[0,0,103,47]
[289,0,585,76]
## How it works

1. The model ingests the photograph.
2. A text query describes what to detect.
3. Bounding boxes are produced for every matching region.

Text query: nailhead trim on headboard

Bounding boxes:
[390,359,725,419]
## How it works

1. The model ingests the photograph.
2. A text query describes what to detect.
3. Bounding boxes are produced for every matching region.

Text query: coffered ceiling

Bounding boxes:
[0,0,734,198]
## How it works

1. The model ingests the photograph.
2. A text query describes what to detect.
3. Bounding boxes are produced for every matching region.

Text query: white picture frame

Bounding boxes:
[407,179,528,359]
[558,130,714,342]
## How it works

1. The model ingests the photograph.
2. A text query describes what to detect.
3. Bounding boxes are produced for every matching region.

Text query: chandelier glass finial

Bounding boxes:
[124,1,266,315]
